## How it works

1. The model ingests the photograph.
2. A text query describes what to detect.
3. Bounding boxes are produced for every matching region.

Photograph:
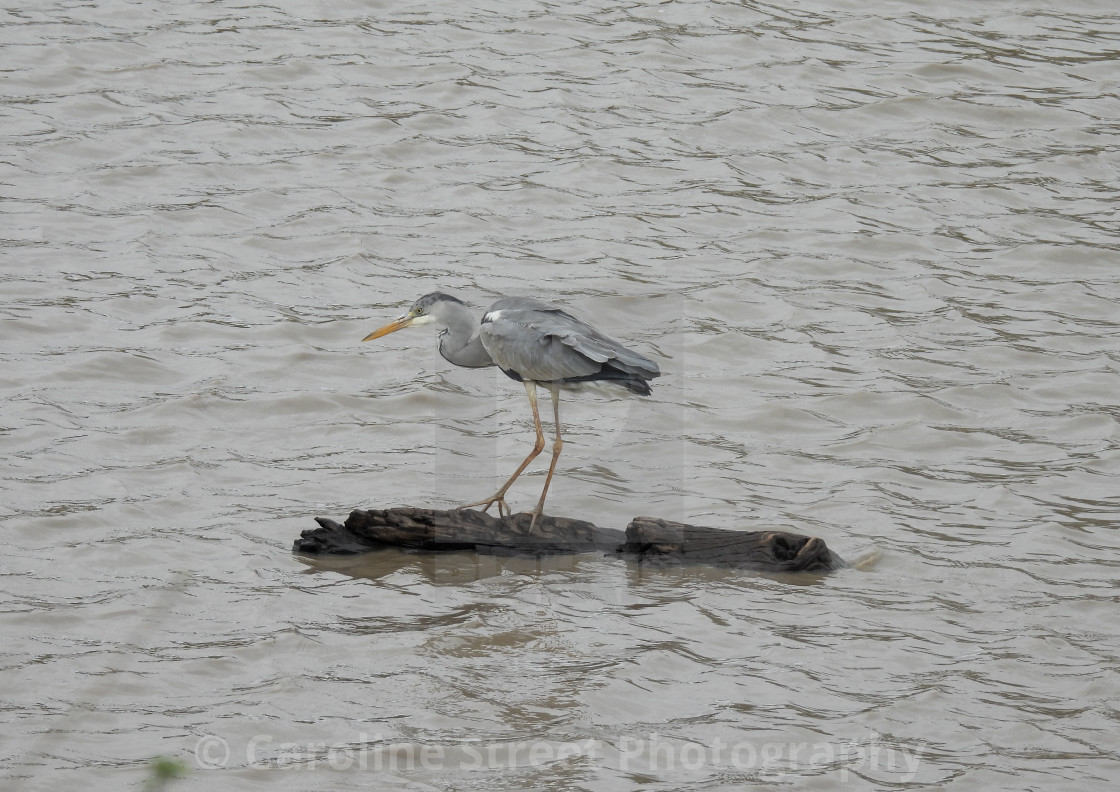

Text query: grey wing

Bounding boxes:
[479,297,660,383]
[478,309,601,382]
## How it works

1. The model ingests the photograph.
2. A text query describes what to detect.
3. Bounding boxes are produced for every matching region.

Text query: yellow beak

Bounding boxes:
[362,315,413,341]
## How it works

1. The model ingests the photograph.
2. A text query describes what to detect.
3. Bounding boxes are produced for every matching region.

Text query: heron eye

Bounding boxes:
[415,307,424,315]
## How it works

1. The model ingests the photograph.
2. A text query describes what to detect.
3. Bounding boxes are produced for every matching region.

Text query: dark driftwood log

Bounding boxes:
[618,516,846,572]
[297,507,624,557]
[294,508,846,573]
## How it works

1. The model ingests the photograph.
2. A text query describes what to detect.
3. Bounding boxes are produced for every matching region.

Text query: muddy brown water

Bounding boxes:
[3,1,1120,789]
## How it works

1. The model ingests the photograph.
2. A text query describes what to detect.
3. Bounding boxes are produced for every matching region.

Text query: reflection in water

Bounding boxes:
[297,546,604,586]
[296,544,857,586]
[3,0,1120,789]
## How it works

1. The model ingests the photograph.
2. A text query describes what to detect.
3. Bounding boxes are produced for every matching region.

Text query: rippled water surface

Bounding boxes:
[4,0,1120,789]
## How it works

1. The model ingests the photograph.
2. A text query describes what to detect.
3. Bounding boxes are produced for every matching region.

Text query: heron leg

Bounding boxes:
[458,381,545,518]
[527,385,563,531]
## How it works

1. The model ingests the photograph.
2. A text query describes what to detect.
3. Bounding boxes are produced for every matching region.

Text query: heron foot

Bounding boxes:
[457,494,512,519]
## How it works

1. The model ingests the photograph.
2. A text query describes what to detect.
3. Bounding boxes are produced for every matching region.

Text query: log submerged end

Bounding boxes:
[295,507,846,573]
[619,516,847,572]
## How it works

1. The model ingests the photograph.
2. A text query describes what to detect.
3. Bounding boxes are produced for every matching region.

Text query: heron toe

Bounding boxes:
[457,494,512,518]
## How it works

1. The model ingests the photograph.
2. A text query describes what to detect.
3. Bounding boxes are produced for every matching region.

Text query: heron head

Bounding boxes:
[362,292,463,341]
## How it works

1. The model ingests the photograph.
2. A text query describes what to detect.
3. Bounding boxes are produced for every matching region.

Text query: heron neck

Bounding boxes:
[437,308,494,368]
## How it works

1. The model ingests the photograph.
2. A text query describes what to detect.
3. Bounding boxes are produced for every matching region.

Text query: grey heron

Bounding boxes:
[363,292,660,528]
